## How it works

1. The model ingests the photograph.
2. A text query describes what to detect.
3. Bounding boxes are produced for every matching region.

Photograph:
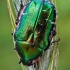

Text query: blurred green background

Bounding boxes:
[0,0,70,70]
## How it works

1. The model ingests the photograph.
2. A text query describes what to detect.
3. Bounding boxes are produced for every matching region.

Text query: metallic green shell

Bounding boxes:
[14,0,56,65]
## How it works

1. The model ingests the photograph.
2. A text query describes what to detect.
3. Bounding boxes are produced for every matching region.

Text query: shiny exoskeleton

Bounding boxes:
[14,0,57,66]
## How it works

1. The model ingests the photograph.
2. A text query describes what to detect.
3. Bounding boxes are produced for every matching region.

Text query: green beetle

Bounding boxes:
[13,0,56,66]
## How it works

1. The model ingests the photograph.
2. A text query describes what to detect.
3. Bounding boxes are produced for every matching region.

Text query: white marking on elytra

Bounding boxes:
[43,10,46,12]
[45,18,48,21]
[49,20,55,24]
[51,22,55,24]
[22,13,27,15]
[40,24,43,26]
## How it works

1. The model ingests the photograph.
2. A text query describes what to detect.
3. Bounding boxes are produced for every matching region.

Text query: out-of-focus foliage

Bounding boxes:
[0,0,70,70]
[57,0,70,70]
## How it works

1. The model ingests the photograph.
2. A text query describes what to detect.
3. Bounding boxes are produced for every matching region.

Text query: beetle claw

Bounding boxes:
[52,37,60,43]
[19,58,22,64]
[11,32,13,35]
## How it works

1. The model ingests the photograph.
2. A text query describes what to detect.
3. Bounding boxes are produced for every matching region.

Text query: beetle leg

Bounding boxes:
[19,58,22,64]
[52,37,60,44]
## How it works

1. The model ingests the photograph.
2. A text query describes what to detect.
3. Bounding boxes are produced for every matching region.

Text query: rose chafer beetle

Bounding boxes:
[13,0,57,66]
